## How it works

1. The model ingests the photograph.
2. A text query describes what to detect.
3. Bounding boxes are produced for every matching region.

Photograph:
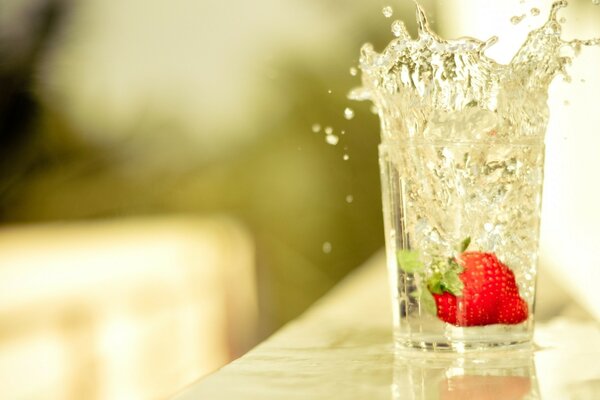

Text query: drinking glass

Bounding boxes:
[379,139,544,351]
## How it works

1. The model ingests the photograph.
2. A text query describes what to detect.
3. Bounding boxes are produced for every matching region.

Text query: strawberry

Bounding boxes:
[497,295,528,324]
[397,239,529,327]
[433,251,528,326]
[433,291,458,326]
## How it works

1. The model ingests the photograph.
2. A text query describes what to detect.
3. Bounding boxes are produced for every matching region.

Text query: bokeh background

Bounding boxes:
[0,0,599,399]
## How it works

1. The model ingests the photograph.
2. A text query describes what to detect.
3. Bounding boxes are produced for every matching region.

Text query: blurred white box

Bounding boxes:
[0,216,257,400]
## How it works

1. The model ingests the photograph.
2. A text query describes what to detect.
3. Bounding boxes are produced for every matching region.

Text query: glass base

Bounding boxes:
[393,323,534,354]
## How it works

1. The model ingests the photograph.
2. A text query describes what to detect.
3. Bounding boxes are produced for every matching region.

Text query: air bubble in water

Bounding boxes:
[325,135,339,145]
[382,6,393,18]
[322,242,332,253]
[324,126,333,135]
[312,124,321,133]
[344,107,355,120]
[346,195,354,203]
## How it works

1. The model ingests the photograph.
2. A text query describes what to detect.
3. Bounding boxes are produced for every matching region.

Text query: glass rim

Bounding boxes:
[379,138,545,147]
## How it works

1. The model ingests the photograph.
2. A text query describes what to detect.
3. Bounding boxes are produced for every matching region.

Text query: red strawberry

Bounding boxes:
[497,296,528,324]
[432,251,528,326]
[434,291,458,326]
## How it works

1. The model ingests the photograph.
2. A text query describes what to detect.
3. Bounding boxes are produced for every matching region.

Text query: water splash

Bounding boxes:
[325,134,339,145]
[510,14,526,25]
[350,1,600,145]
[344,107,355,120]
[383,6,394,18]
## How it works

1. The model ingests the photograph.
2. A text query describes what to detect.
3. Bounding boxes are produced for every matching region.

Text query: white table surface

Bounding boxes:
[173,252,600,400]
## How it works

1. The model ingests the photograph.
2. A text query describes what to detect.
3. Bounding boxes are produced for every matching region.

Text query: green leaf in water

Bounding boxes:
[397,249,424,273]
[420,289,437,316]
[459,237,471,253]
[441,270,464,296]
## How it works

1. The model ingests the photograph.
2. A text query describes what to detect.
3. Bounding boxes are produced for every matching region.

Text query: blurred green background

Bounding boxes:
[0,0,438,336]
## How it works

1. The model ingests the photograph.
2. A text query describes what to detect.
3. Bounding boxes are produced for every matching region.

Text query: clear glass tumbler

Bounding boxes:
[379,139,545,351]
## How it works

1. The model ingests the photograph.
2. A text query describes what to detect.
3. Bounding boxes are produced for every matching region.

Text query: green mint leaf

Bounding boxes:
[441,270,464,296]
[420,289,437,315]
[397,249,424,273]
[459,237,471,253]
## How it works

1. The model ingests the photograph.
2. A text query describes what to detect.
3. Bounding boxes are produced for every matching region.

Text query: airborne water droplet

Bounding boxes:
[322,242,332,253]
[350,67,358,76]
[312,124,321,133]
[346,195,354,203]
[325,135,339,145]
[324,126,333,135]
[510,14,525,25]
[343,154,350,161]
[344,107,355,120]
[391,20,407,37]
[382,6,393,18]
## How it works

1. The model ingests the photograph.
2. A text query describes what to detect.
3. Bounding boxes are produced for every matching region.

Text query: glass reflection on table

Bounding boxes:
[392,350,539,400]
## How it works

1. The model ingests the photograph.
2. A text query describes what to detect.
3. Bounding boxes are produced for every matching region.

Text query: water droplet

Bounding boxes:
[340,130,346,135]
[322,242,332,254]
[345,195,354,203]
[349,67,358,76]
[325,135,339,145]
[344,107,355,120]
[312,124,321,133]
[391,20,407,38]
[382,6,393,18]
[324,126,333,135]
[530,8,540,16]
[343,154,350,161]
[510,14,525,25]
[327,89,332,94]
